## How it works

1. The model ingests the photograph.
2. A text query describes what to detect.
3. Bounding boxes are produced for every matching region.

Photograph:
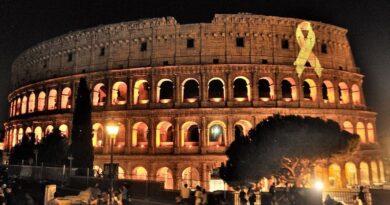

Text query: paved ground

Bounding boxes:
[131,198,173,205]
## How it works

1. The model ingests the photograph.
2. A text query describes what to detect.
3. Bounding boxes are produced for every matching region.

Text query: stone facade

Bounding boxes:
[5,14,384,190]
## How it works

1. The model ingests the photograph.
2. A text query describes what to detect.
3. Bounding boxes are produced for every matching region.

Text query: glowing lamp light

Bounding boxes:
[186,98,197,103]
[260,97,270,102]
[106,124,119,137]
[235,97,246,102]
[188,144,193,148]
[314,181,324,191]
[283,97,292,102]
[140,144,145,148]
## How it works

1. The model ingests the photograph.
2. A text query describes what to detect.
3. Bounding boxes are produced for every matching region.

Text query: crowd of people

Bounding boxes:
[87,183,131,205]
[177,183,228,205]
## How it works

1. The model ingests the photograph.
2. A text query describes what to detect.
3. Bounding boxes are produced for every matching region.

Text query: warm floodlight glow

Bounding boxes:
[314,181,324,190]
[106,124,119,137]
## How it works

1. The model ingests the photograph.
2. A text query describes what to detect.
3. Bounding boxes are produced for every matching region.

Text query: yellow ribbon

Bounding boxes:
[294,21,323,77]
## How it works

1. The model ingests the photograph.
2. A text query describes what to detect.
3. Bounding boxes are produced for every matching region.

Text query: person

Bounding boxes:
[353,195,363,205]
[47,192,60,205]
[119,185,129,205]
[239,189,247,205]
[180,184,191,205]
[249,192,256,205]
[194,186,202,205]
[358,186,367,205]
[269,183,276,196]
[201,188,208,205]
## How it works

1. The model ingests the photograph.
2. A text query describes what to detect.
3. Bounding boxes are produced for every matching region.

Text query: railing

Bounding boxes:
[323,189,372,205]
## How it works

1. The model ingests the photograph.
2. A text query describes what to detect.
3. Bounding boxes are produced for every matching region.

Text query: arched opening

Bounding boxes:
[156,167,174,189]
[12,128,17,146]
[367,123,375,143]
[351,84,361,105]
[182,167,200,188]
[281,78,297,101]
[343,121,354,134]
[302,79,317,101]
[208,121,226,146]
[25,127,32,135]
[21,96,27,114]
[16,98,21,115]
[9,101,14,117]
[115,123,126,147]
[379,160,385,183]
[28,93,36,113]
[182,79,199,103]
[181,122,199,147]
[134,80,150,104]
[157,79,174,103]
[322,80,335,103]
[93,165,103,177]
[328,163,341,188]
[34,126,43,142]
[17,128,23,142]
[92,123,104,147]
[356,122,366,143]
[234,120,252,138]
[45,125,54,136]
[37,91,46,111]
[258,77,274,101]
[59,124,69,137]
[118,166,125,179]
[371,161,379,184]
[61,87,72,109]
[208,78,225,102]
[132,122,148,147]
[48,89,58,110]
[360,162,370,185]
[112,81,127,105]
[345,162,358,186]
[132,166,147,180]
[156,121,173,147]
[233,77,250,101]
[338,82,350,104]
[92,83,107,106]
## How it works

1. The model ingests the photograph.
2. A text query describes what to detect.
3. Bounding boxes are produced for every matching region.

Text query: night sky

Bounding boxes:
[0,0,389,140]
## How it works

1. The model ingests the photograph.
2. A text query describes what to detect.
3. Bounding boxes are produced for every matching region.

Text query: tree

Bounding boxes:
[220,115,359,188]
[69,78,93,175]
[38,128,69,166]
[9,133,35,165]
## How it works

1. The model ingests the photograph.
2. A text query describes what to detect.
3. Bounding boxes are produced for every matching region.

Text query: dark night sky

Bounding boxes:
[0,0,389,139]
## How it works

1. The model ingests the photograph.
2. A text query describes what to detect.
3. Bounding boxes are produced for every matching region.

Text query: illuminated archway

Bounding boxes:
[61,87,72,109]
[379,160,385,183]
[118,166,125,179]
[281,78,297,101]
[45,125,54,135]
[112,81,127,105]
[182,78,199,103]
[338,82,349,104]
[132,122,148,147]
[328,163,341,188]
[360,161,370,185]
[92,83,107,106]
[132,166,147,180]
[21,96,27,114]
[258,77,275,101]
[17,128,23,142]
[343,121,354,134]
[93,165,103,177]
[345,162,358,186]
[37,91,46,111]
[233,76,250,101]
[208,121,226,146]
[351,84,361,105]
[12,128,17,146]
[34,126,43,142]
[9,101,14,117]
[156,121,173,147]
[208,78,225,102]
[48,89,58,110]
[181,121,199,146]
[115,123,126,147]
[156,167,174,189]
[59,124,69,137]
[302,79,317,101]
[134,80,150,104]
[28,92,36,113]
[371,161,379,184]
[25,127,32,135]
[92,123,104,147]
[234,120,252,138]
[182,167,200,187]
[356,122,366,143]
[322,80,335,103]
[367,123,375,143]
[16,98,21,115]
[157,79,174,103]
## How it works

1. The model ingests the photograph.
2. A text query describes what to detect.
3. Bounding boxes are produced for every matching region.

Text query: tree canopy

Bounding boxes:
[220,115,359,188]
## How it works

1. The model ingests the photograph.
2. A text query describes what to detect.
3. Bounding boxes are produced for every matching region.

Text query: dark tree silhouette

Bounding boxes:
[38,128,69,166]
[9,133,35,165]
[220,115,359,188]
[69,78,93,175]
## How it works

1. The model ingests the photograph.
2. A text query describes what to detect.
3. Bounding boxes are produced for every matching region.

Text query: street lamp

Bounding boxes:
[106,123,119,205]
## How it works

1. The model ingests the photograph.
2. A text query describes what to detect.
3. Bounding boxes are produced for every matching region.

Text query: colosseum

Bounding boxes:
[4,13,385,191]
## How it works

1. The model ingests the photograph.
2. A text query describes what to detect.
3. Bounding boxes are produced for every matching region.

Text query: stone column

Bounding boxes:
[106,78,112,108]
[226,72,232,102]
[251,71,258,102]
[200,72,207,103]
[125,118,133,154]
[175,76,181,104]
[201,163,211,191]
[149,118,156,154]
[200,117,207,154]
[226,117,233,145]
[57,85,62,110]
[150,75,156,103]
[174,118,181,154]
[128,78,134,109]
[71,81,76,112]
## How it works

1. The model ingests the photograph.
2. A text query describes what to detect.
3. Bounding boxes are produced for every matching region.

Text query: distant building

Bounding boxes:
[4,13,384,190]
